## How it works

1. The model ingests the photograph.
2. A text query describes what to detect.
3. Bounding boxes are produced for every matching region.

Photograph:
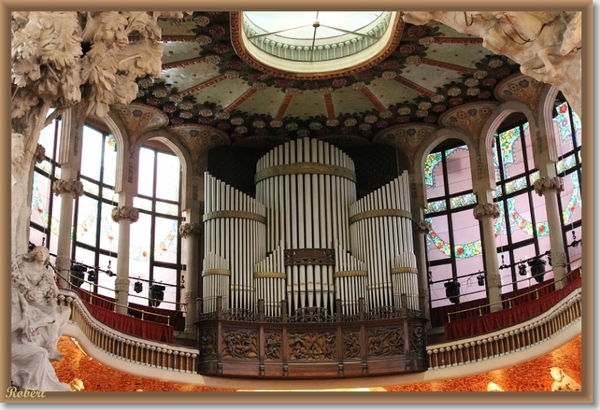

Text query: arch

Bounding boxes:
[478,100,538,193]
[134,128,194,207]
[539,84,563,166]
[101,112,130,194]
[412,127,475,210]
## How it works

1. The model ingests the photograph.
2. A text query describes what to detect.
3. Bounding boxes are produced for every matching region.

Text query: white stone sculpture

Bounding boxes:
[11,246,72,391]
[550,367,582,391]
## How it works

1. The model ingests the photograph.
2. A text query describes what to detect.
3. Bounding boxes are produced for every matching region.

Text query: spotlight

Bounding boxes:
[87,269,97,282]
[528,257,546,283]
[477,274,485,287]
[70,264,86,287]
[518,263,527,276]
[134,281,143,294]
[150,284,165,307]
[444,280,461,304]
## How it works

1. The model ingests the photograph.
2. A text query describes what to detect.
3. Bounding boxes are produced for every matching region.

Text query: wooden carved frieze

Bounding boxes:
[222,330,258,359]
[199,329,217,359]
[264,332,282,360]
[342,331,361,359]
[284,249,335,266]
[288,332,336,361]
[367,327,405,357]
[409,324,426,353]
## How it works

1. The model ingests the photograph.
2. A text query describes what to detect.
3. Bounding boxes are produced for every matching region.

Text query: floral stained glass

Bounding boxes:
[424,151,442,188]
[450,193,477,209]
[493,126,521,181]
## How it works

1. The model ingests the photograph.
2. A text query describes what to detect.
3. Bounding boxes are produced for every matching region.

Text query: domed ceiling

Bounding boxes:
[130,11,523,147]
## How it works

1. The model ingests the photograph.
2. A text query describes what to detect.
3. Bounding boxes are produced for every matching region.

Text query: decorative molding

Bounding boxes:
[486,272,502,288]
[349,209,412,225]
[473,203,500,220]
[179,222,203,238]
[255,162,356,184]
[333,270,368,279]
[284,249,335,266]
[203,210,266,224]
[34,144,46,163]
[111,206,140,223]
[550,250,568,268]
[202,269,230,277]
[114,278,130,293]
[391,267,419,274]
[413,219,432,234]
[533,176,565,196]
[52,179,84,198]
[253,272,286,279]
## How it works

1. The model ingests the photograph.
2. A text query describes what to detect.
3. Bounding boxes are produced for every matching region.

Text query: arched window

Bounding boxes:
[553,97,583,270]
[424,141,485,308]
[73,124,120,297]
[30,112,62,255]
[130,143,183,310]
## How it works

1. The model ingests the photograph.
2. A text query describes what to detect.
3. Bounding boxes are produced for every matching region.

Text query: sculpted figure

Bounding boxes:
[550,367,581,392]
[11,246,71,391]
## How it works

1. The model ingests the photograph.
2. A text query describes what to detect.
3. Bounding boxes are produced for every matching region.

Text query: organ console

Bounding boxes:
[197,137,428,378]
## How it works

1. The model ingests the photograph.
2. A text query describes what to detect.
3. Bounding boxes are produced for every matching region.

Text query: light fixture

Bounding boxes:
[150,285,165,307]
[476,273,485,286]
[518,262,527,276]
[528,257,546,283]
[87,269,97,282]
[134,281,143,294]
[70,264,86,287]
[444,280,461,304]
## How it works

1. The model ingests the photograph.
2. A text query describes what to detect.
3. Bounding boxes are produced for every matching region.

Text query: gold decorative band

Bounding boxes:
[391,267,419,274]
[202,269,230,276]
[255,162,356,184]
[203,210,266,224]
[349,209,412,224]
[253,272,287,279]
[333,270,368,279]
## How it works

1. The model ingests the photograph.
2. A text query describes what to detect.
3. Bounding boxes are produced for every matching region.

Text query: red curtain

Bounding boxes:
[68,288,175,343]
[444,274,581,341]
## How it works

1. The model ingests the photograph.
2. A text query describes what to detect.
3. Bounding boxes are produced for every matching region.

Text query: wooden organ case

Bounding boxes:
[196,137,428,378]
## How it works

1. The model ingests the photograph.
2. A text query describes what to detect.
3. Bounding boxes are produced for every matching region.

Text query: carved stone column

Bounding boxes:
[179,221,202,334]
[52,179,84,288]
[473,202,503,312]
[412,217,432,327]
[111,205,139,314]
[534,176,567,289]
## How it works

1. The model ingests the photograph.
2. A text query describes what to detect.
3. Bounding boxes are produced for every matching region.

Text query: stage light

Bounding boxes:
[87,269,97,282]
[134,281,143,294]
[150,284,165,307]
[70,264,86,287]
[444,280,461,304]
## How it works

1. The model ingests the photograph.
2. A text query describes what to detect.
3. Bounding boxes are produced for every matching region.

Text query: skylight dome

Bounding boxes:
[237,11,400,78]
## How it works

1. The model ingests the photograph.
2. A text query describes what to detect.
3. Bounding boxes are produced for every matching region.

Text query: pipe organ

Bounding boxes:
[202,137,420,317]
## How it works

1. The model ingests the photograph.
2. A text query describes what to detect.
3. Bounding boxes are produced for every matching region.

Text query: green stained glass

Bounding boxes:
[557,154,577,174]
[424,152,442,188]
[425,199,446,214]
[450,193,477,209]
[505,176,527,194]
[561,172,580,224]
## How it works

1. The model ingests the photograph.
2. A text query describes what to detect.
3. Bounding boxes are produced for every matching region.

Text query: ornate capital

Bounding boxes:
[114,278,130,292]
[486,272,502,288]
[54,255,71,272]
[34,144,46,163]
[52,179,84,198]
[534,176,564,196]
[111,206,139,223]
[550,250,568,268]
[413,219,432,234]
[179,222,203,238]
[473,203,500,220]
[185,290,199,304]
